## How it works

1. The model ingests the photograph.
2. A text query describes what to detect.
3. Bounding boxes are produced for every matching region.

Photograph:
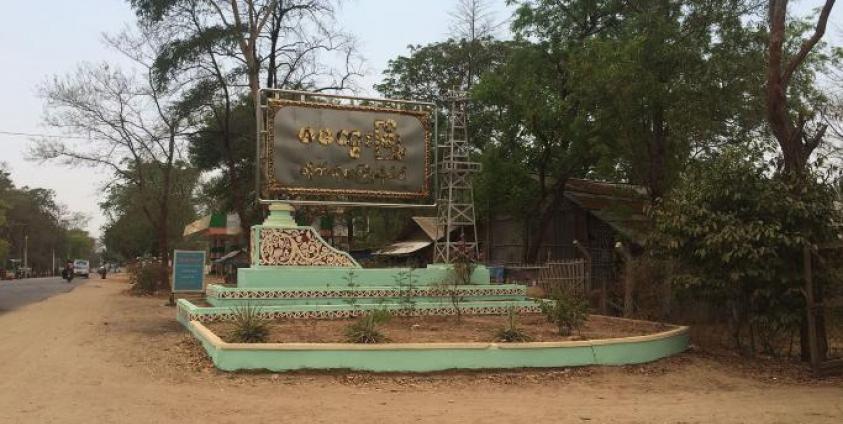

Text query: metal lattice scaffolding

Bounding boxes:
[434,96,480,263]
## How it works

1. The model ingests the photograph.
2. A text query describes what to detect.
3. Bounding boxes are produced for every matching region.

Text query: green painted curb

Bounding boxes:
[183,317,689,373]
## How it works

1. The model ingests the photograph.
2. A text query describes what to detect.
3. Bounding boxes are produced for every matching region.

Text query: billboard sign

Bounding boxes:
[172,250,206,293]
[262,99,431,200]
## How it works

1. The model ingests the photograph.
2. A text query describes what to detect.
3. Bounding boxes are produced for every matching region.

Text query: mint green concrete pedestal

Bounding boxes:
[238,203,490,288]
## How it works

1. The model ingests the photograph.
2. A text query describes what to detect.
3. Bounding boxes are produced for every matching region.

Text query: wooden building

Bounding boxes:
[480,179,649,288]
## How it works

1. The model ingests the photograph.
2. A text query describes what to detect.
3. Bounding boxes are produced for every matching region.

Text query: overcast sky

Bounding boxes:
[0,0,839,239]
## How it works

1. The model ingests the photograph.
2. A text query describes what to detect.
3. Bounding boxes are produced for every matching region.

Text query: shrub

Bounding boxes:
[495,307,532,342]
[345,310,391,344]
[649,144,842,356]
[627,256,674,321]
[539,289,589,336]
[128,260,159,295]
[229,303,269,343]
[451,251,476,285]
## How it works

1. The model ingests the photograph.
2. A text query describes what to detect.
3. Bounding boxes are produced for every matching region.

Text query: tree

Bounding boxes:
[475,42,598,262]
[0,165,11,264]
[33,28,194,290]
[101,163,198,262]
[466,0,780,262]
[376,37,513,151]
[0,166,91,275]
[651,144,841,355]
[131,0,361,238]
[449,0,502,94]
[450,0,498,42]
[569,0,769,199]
[764,0,839,361]
[64,229,96,263]
[132,0,276,125]
[470,0,630,262]
[766,0,837,178]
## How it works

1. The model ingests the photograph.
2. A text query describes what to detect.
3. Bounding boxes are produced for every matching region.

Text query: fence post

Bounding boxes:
[615,242,634,318]
[804,244,819,370]
[574,239,600,313]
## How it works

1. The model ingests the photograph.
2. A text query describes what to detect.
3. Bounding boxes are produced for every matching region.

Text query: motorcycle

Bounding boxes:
[61,267,74,283]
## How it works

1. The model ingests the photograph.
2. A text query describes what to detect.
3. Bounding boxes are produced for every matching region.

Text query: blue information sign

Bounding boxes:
[172,250,206,293]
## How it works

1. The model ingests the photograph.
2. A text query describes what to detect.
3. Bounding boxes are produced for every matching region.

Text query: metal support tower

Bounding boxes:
[434,96,481,263]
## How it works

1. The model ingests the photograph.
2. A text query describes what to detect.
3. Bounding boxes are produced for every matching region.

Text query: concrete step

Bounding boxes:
[206,284,528,307]
[178,298,543,323]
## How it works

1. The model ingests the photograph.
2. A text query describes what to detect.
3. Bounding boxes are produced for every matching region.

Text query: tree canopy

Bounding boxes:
[0,165,95,274]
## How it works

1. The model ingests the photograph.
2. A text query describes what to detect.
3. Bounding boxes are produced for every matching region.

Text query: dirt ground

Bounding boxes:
[0,276,841,424]
[209,312,669,343]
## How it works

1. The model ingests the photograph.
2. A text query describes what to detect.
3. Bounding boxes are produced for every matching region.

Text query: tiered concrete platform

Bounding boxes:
[175,203,690,372]
[176,204,538,323]
[177,263,538,323]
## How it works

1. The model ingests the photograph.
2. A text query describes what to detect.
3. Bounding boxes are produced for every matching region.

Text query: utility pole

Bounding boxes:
[23,234,28,270]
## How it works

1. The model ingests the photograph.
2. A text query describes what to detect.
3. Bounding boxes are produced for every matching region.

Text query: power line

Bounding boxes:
[0,130,88,140]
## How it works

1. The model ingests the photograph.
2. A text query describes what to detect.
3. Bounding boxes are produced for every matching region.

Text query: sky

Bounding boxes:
[0,0,840,240]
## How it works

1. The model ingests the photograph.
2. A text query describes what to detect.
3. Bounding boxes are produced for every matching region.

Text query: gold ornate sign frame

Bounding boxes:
[259,91,434,204]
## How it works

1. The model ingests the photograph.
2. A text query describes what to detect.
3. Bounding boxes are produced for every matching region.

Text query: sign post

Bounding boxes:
[172,250,206,295]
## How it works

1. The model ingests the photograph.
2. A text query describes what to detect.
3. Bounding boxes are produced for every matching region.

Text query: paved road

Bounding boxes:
[0,276,88,313]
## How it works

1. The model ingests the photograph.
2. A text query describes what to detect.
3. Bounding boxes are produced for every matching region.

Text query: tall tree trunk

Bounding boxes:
[157,211,170,291]
[525,179,567,263]
[158,132,176,293]
[765,0,836,362]
[227,0,273,249]
[203,43,253,253]
[647,106,668,201]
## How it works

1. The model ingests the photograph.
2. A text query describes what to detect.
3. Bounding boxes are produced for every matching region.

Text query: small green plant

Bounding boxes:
[394,269,418,314]
[495,307,532,342]
[343,269,359,310]
[345,309,391,344]
[229,303,269,343]
[444,281,466,323]
[538,289,589,336]
[443,246,477,324]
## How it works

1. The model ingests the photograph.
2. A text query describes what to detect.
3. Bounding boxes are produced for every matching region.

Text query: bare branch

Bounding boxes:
[783,0,837,85]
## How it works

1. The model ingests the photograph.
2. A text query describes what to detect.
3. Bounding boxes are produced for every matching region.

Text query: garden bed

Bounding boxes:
[206,314,672,344]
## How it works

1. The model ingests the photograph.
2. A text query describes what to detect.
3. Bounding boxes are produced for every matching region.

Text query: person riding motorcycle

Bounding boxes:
[98,265,107,279]
[61,260,74,283]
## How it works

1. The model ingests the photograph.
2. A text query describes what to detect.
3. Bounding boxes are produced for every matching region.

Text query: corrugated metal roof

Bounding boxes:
[213,249,248,264]
[411,216,442,241]
[183,215,212,237]
[562,180,649,246]
[373,240,432,256]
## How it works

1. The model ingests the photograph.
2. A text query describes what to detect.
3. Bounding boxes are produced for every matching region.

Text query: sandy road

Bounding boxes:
[0,277,841,424]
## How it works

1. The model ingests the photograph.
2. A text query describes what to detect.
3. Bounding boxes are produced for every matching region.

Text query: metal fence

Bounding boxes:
[826,301,843,360]
[537,260,588,296]
[807,244,843,376]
